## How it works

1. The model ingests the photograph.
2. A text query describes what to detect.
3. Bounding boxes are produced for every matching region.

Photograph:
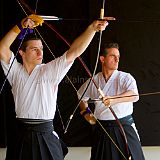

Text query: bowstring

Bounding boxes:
[17,0,86,133]
[80,0,130,159]
[33,0,77,132]
[0,29,29,94]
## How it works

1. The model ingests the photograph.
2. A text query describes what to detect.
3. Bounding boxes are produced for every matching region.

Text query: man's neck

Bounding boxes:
[102,69,115,82]
[23,63,36,75]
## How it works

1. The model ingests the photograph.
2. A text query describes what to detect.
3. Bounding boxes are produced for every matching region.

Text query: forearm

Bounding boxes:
[0,26,19,63]
[0,14,44,63]
[66,24,96,62]
[79,100,96,125]
[110,90,139,105]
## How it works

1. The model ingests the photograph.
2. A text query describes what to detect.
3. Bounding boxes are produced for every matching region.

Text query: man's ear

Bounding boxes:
[19,50,23,56]
[100,56,105,63]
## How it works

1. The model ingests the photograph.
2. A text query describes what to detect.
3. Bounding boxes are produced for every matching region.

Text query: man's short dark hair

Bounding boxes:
[19,33,41,51]
[100,43,119,56]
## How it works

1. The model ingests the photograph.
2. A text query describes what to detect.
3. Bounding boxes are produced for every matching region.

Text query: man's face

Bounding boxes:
[100,48,120,71]
[21,40,43,66]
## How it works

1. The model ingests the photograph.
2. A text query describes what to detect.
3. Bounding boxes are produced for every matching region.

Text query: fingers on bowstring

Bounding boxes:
[102,97,111,107]
[28,14,44,27]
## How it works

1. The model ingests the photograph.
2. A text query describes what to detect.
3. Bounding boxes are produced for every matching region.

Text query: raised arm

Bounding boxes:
[66,17,115,62]
[0,14,43,64]
[0,26,18,64]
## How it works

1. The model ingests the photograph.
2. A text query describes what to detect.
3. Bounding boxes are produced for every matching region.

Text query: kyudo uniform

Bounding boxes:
[78,70,145,160]
[1,51,73,160]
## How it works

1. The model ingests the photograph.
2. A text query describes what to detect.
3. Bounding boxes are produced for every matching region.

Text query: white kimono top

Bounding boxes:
[1,51,73,120]
[78,70,139,120]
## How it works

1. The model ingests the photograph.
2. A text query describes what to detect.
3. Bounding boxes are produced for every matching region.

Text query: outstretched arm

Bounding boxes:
[103,90,139,107]
[66,17,115,62]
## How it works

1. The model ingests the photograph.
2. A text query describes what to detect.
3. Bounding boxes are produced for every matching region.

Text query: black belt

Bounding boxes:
[16,118,54,132]
[17,118,53,124]
[98,115,134,127]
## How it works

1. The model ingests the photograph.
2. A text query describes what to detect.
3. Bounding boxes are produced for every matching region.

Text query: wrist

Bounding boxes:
[13,22,34,39]
[12,25,21,34]
[12,22,25,34]
[80,107,91,116]
[88,24,97,33]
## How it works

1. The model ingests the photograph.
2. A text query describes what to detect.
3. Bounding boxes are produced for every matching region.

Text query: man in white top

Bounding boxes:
[0,14,111,160]
[78,43,145,160]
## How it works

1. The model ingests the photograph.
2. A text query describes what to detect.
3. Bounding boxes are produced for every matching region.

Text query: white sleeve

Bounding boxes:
[122,73,139,94]
[77,78,92,101]
[45,51,74,83]
[0,52,20,86]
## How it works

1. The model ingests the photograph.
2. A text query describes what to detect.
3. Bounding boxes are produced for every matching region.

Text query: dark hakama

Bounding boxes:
[6,119,67,160]
[90,115,145,160]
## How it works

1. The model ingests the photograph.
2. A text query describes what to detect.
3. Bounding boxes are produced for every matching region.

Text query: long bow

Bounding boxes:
[16,0,130,159]
[82,0,131,159]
